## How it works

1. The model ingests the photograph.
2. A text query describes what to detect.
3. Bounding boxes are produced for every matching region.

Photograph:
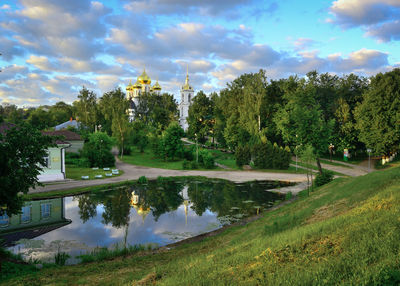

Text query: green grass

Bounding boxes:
[122,146,225,171]
[6,164,400,285]
[65,165,123,181]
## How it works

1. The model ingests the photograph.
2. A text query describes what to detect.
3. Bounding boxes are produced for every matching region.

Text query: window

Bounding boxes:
[0,213,9,227]
[21,206,32,223]
[43,155,50,168]
[41,204,51,219]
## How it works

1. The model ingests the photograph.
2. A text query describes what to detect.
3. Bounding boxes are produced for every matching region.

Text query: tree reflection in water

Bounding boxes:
[75,179,286,228]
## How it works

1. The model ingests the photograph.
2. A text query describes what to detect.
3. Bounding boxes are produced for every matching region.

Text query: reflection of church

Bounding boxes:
[130,191,150,224]
[126,66,195,131]
[181,186,191,226]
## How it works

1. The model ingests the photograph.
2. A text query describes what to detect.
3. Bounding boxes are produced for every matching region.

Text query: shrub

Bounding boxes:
[138,176,148,184]
[82,132,115,168]
[198,149,214,169]
[251,142,291,170]
[314,171,334,187]
[182,159,191,170]
[235,145,251,167]
[184,147,194,161]
[190,161,199,169]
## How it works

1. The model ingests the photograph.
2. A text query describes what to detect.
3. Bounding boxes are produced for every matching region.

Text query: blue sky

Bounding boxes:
[0,0,399,106]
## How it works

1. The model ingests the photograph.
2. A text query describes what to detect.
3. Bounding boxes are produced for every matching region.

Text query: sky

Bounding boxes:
[0,0,399,107]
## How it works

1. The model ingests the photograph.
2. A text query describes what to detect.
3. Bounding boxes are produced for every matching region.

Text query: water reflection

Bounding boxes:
[1,179,287,264]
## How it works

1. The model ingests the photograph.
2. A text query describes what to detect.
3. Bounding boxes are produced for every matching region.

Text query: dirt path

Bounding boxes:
[29,158,307,194]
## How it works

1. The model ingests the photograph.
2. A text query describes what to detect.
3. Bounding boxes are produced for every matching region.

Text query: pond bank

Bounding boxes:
[29,159,307,195]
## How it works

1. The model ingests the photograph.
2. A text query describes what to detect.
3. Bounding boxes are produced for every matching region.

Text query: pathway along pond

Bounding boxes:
[1,178,289,265]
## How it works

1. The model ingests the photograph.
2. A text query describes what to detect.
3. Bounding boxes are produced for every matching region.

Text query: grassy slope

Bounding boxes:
[4,165,400,285]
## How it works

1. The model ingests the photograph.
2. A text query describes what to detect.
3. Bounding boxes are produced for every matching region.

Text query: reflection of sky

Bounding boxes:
[9,182,282,263]
[11,196,222,263]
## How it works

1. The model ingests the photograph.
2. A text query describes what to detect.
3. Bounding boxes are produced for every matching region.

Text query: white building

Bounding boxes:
[179,67,194,131]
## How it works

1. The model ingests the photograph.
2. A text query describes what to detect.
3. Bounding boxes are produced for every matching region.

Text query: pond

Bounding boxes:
[0,178,288,264]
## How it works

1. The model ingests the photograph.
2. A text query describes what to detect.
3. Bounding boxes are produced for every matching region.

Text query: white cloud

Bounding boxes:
[328,0,400,42]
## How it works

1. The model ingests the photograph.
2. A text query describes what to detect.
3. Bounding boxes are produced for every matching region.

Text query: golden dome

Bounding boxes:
[138,68,151,85]
[153,80,162,91]
[133,79,142,89]
[126,80,134,91]
[181,64,193,91]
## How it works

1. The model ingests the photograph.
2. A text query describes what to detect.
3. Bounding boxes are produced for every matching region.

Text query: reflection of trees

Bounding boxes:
[102,188,131,228]
[74,180,286,229]
[76,194,97,223]
[187,181,284,218]
[134,180,184,221]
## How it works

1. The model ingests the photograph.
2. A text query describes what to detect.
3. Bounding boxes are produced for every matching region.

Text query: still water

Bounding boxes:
[0,179,287,264]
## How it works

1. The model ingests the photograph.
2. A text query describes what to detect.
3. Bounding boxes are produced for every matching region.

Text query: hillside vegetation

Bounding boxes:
[3,164,400,285]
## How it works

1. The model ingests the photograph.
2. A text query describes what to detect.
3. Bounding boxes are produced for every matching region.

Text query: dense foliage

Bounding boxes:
[82,132,115,168]
[0,123,54,216]
[2,68,400,171]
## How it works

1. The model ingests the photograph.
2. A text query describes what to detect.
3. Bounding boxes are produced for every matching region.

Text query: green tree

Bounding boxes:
[82,132,115,167]
[187,91,213,143]
[300,144,316,194]
[27,107,54,130]
[0,123,54,216]
[49,101,74,125]
[274,78,334,174]
[99,88,130,157]
[158,122,185,161]
[73,87,98,131]
[355,69,400,156]
[135,92,178,130]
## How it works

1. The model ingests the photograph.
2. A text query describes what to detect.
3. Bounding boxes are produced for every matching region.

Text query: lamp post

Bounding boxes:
[367,148,372,172]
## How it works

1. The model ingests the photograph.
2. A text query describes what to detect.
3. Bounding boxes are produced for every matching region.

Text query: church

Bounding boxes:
[125,67,194,131]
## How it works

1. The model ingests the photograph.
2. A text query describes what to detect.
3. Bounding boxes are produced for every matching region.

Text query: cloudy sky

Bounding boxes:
[0,0,399,106]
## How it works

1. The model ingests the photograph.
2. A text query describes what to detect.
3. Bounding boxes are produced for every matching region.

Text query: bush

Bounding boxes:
[198,149,214,169]
[184,147,194,161]
[182,159,191,170]
[190,161,199,169]
[251,142,291,170]
[138,176,148,184]
[82,132,115,168]
[201,150,215,169]
[314,171,334,187]
[235,145,251,167]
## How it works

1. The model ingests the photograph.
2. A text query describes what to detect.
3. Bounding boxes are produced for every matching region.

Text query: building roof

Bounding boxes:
[42,130,82,141]
[54,119,81,131]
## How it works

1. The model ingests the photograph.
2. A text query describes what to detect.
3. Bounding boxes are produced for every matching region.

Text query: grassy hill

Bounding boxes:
[3,164,400,285]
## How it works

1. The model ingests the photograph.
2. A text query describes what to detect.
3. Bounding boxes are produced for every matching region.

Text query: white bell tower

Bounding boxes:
[179,65,194,131]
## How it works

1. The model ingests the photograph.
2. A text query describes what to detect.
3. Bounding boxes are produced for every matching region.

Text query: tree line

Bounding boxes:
[2,68,399,168]
[187,68,400,172]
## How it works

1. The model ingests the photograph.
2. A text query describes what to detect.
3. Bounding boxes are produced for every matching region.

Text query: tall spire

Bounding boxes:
[185,64,189,85]
[182,63,193,91]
